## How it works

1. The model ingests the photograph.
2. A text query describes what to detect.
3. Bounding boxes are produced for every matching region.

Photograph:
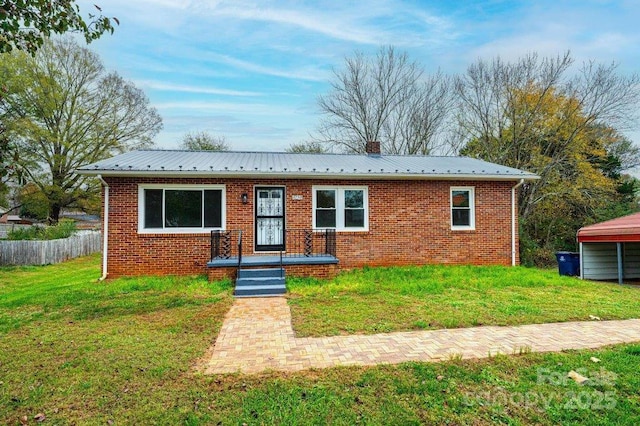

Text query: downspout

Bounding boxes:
[511,179,525,266]
[97,175,109,281]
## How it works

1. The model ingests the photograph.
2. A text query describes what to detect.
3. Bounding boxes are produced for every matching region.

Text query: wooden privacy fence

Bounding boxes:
[0,231,102,266]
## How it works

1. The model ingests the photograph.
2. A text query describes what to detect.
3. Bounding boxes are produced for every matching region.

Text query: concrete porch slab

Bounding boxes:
[207,254,338,268]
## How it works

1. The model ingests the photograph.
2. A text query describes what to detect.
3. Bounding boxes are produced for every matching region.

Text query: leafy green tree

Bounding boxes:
[180,132,229,151]
[584,125,639,228]
[0,1,117,54]
[17,182,48,220]
[286,141,329,153]
[0,85,18,207]
[1,37,162,222]
[461,83,639,265]
[0,128,12,192]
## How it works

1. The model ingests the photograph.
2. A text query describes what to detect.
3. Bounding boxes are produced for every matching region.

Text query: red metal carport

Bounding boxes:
[578,212,640,284]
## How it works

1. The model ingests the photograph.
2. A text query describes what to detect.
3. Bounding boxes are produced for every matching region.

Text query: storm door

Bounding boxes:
[255,187,285,251]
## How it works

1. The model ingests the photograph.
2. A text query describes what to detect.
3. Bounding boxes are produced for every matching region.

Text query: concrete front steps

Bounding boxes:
[234,267,286,297]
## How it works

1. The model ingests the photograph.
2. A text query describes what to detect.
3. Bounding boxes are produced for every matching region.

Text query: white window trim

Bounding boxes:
[312,185,369,232]
[450,186,475,231]
[138,184,226,234]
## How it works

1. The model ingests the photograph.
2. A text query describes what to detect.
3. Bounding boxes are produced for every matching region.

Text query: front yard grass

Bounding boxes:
[2,256,640,424]
[287,264,640,337]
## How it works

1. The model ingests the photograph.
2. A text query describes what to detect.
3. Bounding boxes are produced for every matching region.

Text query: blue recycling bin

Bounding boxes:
[556,252,580,276]
[570,252,581,276]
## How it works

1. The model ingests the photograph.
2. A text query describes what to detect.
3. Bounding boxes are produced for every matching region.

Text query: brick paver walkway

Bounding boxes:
[204,297,640,375]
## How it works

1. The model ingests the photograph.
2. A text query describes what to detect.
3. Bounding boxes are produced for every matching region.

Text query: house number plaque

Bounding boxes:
[291,195,303,200]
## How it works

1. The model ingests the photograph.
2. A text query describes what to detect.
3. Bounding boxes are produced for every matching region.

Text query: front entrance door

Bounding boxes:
[255,187,285,251]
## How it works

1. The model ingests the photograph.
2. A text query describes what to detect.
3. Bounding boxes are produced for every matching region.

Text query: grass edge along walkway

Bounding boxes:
[204,297,640,374]
[287,264,640,337]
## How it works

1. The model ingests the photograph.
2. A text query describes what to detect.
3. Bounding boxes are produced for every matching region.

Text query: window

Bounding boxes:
[313,186,368,231]
[344,189,365,227]
[315,189,336,227]
[451,187,475,230]
[138,185,225,233]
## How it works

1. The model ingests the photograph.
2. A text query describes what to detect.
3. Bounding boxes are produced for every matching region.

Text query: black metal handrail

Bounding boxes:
[210,230,243,260]
[283,228,336,258]
[211,228,336,261]
[237,230,242,269]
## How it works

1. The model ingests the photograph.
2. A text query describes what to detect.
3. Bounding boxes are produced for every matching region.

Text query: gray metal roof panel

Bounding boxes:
[77,150,539,180]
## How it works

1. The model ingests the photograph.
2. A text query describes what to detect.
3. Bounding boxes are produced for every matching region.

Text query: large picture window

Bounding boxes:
[138,185,225,233]
[451,187,475,230]
[313,186,368,231]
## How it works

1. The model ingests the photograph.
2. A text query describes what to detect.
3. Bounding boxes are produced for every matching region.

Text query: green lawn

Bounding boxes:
[287,264,640,337]
[1,256,640,424]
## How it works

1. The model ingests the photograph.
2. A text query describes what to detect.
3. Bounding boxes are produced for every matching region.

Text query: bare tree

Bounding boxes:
[386,70,455,154]
[180,132,229,151]
[316,46,454,154]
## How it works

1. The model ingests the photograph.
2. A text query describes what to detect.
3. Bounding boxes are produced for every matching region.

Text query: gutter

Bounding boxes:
[77,169,540,182]
[97,175,109,281]
[511,179,525,266]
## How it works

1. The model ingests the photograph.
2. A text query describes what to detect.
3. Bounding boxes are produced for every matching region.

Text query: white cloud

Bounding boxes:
[579,32,637,56]
[100,0,455,47]
[136,80,262,97]
[207,5,384,45]
[153,100,298,116]
[154,113,303,151]
[204,53,329,82]
[465,1,640,67]
[202,1,457,48]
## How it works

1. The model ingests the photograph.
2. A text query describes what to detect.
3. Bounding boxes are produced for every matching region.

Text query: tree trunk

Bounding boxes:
[49,203,61,224]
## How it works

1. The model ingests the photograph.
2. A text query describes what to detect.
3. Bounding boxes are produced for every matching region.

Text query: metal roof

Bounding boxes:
[76,150,539,181]
[578,212,640,243]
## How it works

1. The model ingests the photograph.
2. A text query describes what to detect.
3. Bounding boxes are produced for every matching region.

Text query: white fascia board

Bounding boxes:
[77,169,540,181]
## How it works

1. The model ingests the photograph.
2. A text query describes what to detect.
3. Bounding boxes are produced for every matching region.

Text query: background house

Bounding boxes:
[60,210,101,230]
[0,213,33,225]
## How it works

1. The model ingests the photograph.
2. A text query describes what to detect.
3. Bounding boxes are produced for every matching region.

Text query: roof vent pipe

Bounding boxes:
[365,141,381,156]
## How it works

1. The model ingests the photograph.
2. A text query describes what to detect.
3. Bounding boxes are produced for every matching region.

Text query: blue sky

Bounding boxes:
[78,0,640,151]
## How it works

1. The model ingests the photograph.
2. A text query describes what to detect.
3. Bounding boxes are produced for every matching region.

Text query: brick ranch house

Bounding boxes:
[77,143,537,283]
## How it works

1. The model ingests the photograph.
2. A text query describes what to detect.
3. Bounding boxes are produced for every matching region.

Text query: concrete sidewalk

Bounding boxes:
[204,297,640,375]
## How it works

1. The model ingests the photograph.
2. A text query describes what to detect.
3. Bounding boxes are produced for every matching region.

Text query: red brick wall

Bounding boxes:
[103,177,519,278]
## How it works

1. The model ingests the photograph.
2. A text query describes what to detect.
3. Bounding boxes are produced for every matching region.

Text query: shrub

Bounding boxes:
[6,219,77,241]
